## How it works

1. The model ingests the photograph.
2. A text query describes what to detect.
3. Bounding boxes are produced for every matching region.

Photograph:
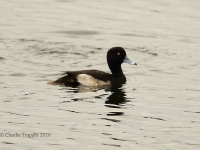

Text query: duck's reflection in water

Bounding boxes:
[60,84,130,108]
[104,85,127,105]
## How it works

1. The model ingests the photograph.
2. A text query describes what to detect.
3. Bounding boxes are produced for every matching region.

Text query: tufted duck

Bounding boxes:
[50,47,137,86]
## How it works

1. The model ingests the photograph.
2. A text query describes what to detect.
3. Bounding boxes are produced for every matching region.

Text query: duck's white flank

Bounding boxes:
[77,74,110,86]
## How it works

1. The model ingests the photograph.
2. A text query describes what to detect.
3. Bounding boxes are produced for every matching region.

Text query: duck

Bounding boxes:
[50,47,137,86]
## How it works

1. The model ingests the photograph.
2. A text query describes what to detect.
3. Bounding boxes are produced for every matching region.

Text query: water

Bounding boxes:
[0,0,200,149]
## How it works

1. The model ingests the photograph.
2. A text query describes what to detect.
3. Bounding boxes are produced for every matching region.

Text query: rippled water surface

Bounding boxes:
[0,0,200,149]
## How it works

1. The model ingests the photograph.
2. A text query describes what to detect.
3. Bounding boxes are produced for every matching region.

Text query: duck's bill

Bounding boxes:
[123,56,137,65]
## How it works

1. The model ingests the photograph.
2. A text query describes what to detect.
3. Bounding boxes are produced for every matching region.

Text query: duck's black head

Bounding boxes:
[107,47,126,65]
[107,47,137,76]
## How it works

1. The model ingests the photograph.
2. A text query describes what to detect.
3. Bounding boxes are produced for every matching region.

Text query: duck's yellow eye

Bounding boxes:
[117,52,120,55]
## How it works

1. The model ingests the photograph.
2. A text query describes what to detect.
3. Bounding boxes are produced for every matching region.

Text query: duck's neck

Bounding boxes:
[108,62,124,77]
